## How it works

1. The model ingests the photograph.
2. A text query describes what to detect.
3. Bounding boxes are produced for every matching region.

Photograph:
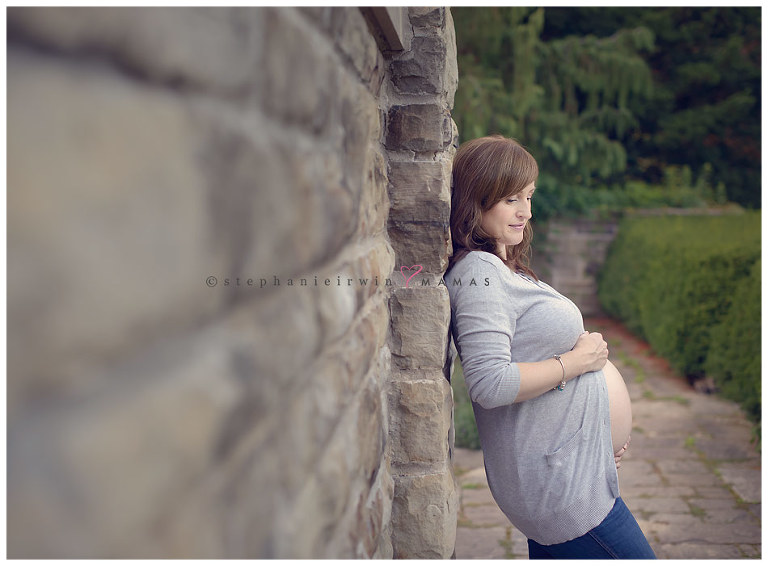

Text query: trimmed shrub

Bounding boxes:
[705,259,761,425]
[598,212,761,429]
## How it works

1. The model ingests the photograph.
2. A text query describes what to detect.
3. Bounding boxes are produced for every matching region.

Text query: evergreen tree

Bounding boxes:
[543,7,761,208]
[453,7,655,217]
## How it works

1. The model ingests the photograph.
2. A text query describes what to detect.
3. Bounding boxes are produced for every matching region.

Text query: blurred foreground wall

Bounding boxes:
[8,7,458,558]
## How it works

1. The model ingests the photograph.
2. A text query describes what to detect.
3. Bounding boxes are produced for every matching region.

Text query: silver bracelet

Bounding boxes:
[553,354,566,391]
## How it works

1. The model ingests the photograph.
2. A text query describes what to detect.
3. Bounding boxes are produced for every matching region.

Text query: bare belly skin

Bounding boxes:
[603,359,632,454]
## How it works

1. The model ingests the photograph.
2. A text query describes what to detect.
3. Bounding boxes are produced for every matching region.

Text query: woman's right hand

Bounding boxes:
[569,331,609,375]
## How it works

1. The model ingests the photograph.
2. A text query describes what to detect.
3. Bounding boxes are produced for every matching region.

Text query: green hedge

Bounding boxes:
[598,212,761,429]
[705,259,762,424]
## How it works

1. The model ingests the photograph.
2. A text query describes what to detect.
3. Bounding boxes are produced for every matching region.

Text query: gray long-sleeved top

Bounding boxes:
[446,250,619,545]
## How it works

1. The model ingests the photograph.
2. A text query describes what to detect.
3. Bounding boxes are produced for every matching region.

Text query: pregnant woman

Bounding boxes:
[446,135,655,559]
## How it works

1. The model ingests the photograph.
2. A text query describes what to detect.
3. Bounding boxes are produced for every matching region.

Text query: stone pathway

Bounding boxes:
[453,317,761,560]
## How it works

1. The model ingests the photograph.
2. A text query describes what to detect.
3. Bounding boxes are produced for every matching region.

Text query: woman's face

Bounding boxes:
[480,182,535,254]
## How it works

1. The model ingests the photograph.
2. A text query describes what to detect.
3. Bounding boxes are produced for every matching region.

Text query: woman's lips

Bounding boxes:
[509,223,525,231]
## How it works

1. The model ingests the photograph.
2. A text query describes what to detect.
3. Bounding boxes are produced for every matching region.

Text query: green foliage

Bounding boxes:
[705,259,761,426]
[543,7,761,208]
[451,359,481,450]
[453,7,545,142]
[531,163,720,222]
[454,7,761,215]
[453,7,654,190]
[598,212,761,427]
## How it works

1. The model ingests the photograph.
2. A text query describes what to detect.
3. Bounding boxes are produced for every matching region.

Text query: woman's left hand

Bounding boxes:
[614,435,631,470]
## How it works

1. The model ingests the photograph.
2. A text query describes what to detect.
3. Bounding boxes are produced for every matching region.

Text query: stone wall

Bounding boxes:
[532,219,619,317]
[8,7,457,559]
[386,7,458,557]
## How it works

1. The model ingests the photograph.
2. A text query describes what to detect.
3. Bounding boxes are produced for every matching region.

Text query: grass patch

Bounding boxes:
[642,390,690,406]
[499,527,515,559]
[616,351,647,383]
[688,504,707,519]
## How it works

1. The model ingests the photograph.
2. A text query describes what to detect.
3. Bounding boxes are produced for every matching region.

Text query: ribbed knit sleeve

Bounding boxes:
[448,253,521,408]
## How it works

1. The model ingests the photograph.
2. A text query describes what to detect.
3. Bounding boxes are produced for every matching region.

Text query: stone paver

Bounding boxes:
[455,526,509,559]
[452,317,761,560]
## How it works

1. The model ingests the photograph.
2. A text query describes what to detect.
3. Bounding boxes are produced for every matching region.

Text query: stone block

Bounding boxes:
[7,321,246,558]
[274,297,389,500]
[352,470,394,558]
[386,103,453,153]
[276,365,388,558]
[274,475,333,558]
[715,463,761,503]
[243,289,322,396]
[656,542,744,560]
[626,497,690,515]
[408,7,445,29]
[164,433,281,558]
[348,238,396,306]
[389,379,452,465]
[387,159,451,273]
[8,45,358,410]
[262,8,339,133]
[655,459,710,475]
[460,486,497,507]
[313,269,359,347]
[339,70,381,200]
[461,503,512,528]
[388,222,451,275]
[390,9,457,106]
[358,148,389,238]
[374,469,395,558]
[391,469,457,558]
[648,516,761,545]
[389,286,451,370]
[444,10,459,109]
[297,6,333,32]
[391,36,444,95]
[236,135,355,280]
[8,7,263,97]
[331,7,379,84]
[8,48,227,413]
[322,458,394,559]
[388,159,451,223]
[454,526,509,559]
[355,374,389,488]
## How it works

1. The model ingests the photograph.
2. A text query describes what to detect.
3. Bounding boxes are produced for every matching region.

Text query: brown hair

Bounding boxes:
[448,135,539,278]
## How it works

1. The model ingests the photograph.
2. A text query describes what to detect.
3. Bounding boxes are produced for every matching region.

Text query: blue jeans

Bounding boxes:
[528,497,656,559]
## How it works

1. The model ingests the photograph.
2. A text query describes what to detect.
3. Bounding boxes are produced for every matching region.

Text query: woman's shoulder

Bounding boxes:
[448,250,506,274]
[445,251,517,299]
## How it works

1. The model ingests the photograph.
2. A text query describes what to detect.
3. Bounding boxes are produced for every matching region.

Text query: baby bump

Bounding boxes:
[603,360,632,454]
